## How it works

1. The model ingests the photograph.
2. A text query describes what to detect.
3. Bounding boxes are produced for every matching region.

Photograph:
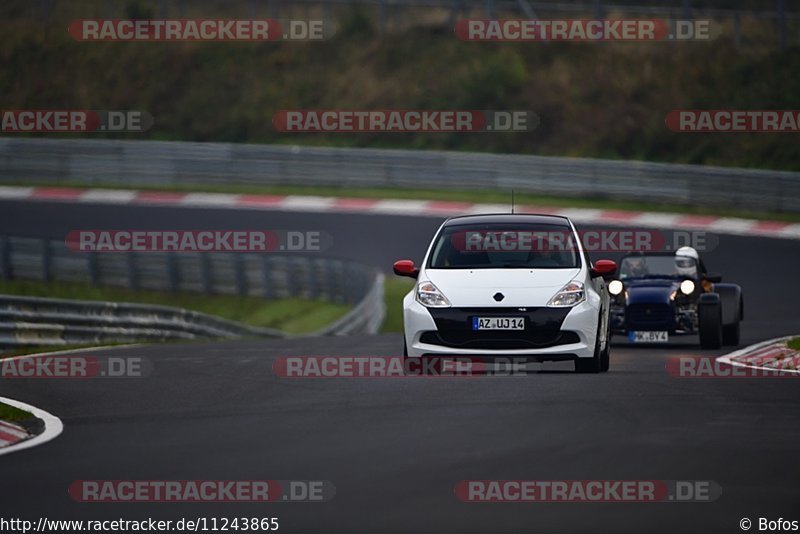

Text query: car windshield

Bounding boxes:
[619,255,698,279]
[427,222,580,269]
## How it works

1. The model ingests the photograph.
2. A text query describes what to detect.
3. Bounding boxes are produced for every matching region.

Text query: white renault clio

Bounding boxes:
[393,214,617,373]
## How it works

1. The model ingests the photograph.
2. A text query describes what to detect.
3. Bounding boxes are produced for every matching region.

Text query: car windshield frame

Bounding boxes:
[425,222,583,270]
[619,254,699,280]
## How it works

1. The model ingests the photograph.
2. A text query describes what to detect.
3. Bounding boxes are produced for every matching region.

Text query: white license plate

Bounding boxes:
[628,331,669,343]
[473,317,525,330]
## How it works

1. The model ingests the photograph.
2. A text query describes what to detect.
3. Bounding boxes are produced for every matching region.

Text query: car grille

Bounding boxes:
[626,303,674,329]
[423,307,574,350]
[420,330,580,350]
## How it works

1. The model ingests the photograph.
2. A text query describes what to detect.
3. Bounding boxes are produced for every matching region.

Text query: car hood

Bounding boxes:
[424,268,581,307]
[623,279,678,305]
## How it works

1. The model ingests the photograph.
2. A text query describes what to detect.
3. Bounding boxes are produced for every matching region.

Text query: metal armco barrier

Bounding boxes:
[2,138,799,212]
[0,294,287,347]
[0,236,385,345]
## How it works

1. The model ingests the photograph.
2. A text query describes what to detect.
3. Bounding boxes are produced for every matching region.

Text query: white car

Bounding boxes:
[393,214,617,373]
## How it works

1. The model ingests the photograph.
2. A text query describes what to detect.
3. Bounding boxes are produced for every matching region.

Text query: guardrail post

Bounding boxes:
[234,254,247,296]
[0,236,11,280]
[87,252,99,285]
[261,256,276,299]
[328,260,342,304]
[288,257,301,297]
[308,258,321,300]
[338,262,349,304]
[166,253,179,292]
[343,263,355,305]
[127,253,139,290]
[42,238,52,283]
[200,253,213,294]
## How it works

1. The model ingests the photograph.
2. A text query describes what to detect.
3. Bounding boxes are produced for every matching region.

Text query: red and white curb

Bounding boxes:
[0,396,63,456]
[0,345,141,455]
[0,419,28,447]
[2,185,800,240]
[717,336,800,374]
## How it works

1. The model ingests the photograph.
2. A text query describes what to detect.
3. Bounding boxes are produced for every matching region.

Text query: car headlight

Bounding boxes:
[416,281,451,308]
[547,281,585,308]
[679,279,695,295]
[608,279,624,296]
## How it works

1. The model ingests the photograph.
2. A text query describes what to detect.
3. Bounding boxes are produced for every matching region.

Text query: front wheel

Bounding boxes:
[576,316,606,374]
[599,325,611,373]
[699,301,723,350]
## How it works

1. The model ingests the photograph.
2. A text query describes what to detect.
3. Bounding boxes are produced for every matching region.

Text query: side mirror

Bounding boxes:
[704,273,722,283]
[393,259,419,279]
[591,259,617,279]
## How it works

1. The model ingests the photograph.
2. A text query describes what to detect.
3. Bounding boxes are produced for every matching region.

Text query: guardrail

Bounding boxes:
[0,294,287,347]
[0,235,385,345]
[2,138,799,213]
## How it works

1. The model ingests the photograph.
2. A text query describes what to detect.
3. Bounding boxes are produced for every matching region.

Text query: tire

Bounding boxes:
[722,320,741,346]
[576,316,604,374]
[402,339,410,374]
[600,322,611,373]
[699,302,723,350]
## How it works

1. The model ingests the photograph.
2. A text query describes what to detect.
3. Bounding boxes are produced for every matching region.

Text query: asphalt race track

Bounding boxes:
[1,199,799,533]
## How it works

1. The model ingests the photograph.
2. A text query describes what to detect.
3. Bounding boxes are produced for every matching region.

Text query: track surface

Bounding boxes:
[1,200,799,533]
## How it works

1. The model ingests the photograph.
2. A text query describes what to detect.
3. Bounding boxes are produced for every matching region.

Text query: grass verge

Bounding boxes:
[12,180,800,223]
[381,277,414,334]
[0,280,350,335]
[0,401,32,423]
[787,337,800,351]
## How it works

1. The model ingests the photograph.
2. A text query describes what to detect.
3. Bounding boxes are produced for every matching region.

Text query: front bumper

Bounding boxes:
[610,302,698,335]
[403,298,599,360]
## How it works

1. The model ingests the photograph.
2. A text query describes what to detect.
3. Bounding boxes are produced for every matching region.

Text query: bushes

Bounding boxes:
[1,6,798,169]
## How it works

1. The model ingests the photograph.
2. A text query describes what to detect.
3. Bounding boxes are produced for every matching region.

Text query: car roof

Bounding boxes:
[442,213,572,227]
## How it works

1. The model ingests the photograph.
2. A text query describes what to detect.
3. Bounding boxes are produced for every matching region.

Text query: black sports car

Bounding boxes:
[608,251,743,349]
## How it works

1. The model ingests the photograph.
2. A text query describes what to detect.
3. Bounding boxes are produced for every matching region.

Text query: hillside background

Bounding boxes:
[2,0,799,170]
